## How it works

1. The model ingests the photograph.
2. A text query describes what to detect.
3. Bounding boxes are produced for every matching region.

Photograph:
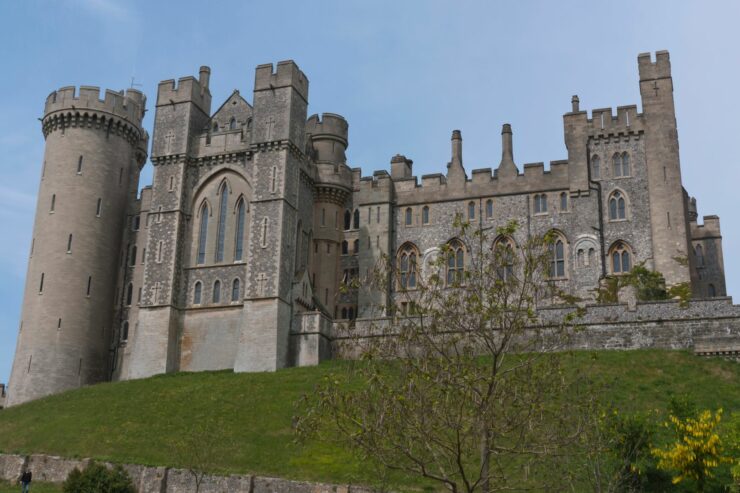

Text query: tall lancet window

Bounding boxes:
[234,198,246,261]
[215,182,229,262]
[197,202,209,265]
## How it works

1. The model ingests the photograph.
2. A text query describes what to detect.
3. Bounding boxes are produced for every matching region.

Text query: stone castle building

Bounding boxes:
[5,50,729,406]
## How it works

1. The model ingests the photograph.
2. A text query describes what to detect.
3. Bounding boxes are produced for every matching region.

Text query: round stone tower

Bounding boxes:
[306,113,353,315]
[7,86,148,406]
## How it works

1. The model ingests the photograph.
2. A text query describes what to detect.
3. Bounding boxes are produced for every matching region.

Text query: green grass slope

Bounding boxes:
[0,350,737,490]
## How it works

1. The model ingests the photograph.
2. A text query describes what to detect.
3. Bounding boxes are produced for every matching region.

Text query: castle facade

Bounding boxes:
[6,51,727,406]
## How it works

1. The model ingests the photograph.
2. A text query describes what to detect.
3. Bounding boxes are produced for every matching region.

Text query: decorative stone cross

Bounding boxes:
[265,117,276,141]
[153,282,161,304]
[256,273,268,296]
[164,131,175,154]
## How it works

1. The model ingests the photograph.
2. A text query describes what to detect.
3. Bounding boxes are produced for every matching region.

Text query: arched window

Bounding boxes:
[193,282,202,305]
[213,280,221,303]
[608,191,627,220]
[446,240,465,285]
[612,153,621,177]
[695,244,704,267]
[549,236,566,278]
[493,237,515,280]
[130,246,137,265]
[591,155,601,179]
[344,210,351,231]
[560,192,568,211]
[353,209,360,229]
[405,208,413,226]
[212,122,219,133]
[353,239,359,255]
[486,199,493,219]
[398,243,418,289]
[708,284,716,297]
[468,201,476,220]
[610,241,632,274]
[125,283,133,306]
[234,198,245,261]
[121,321,129,341]
[341,241,349,255]
[534,194,547,213]
[229,117,237,130]
[197,202,208,264]
[231,278,240,301]
[422,206,430,225]
[621,152,630,177]
[215,182,229,262]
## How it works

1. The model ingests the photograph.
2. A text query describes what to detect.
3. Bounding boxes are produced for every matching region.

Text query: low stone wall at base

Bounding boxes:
[0,453,375,493]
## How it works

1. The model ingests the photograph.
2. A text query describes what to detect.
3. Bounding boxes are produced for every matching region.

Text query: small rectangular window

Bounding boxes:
[77,156,83,174]
[57,318,62,330]
[39,273,44,293]
[67,234,73,253]
[169,176,174,191]
[50,194,56,212]
[86,276,92,296]
[96,198,102,217]
[377,207,380,222]
[142,248,146,264]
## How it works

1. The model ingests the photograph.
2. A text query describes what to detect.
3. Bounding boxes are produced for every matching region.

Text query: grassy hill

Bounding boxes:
[0,350,737,491]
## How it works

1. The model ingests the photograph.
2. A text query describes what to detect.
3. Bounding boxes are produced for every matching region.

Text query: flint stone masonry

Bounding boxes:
[7,51,732,406]
[0,453,377,493]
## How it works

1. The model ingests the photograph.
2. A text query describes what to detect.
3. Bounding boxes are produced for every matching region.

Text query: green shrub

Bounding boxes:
[62,462,134,493]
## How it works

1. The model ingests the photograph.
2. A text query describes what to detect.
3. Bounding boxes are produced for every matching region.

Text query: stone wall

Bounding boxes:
[332,298,740,358]
[0,453,375,493]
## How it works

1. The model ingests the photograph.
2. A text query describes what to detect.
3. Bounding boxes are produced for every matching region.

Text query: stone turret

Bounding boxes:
[7,86,148,406]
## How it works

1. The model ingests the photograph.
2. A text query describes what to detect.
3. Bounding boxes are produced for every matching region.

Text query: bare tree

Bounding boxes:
[298,220,588,492]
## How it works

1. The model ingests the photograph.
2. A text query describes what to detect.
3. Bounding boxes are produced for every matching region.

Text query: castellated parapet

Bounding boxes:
[5,52,735,406]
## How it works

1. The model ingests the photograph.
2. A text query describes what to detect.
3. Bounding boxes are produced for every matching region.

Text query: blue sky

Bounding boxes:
[1,0,739,384]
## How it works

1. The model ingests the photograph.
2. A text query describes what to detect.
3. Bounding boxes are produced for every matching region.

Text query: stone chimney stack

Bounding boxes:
[497,123,518,177]
[571,95,580,112]
[451,129,463,167]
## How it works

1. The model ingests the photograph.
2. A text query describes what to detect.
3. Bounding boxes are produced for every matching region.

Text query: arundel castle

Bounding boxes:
[5,51,731,406]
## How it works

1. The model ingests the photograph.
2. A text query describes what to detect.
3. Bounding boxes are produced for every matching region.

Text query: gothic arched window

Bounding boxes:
[231,278,240,301]
[486,199,493,219]
[621,152,630,177]
[422,206,430,225]
[398,243,418,289]
[234,198,246,261]
[493,237,515,280]
[591,155,601,179]
[344,210,351,231]
[534,194,547,213]
[560,192,568,211]
[215,182,229,262]
[695,244,704,267]
[213,280,221,303]
[468,201,476,220]
[609,241,632,274]
[197,202,208,264]
[353,209,360,229]
[229,117,237,130]
[405,208,413,226]
[608,191,627,220]
[446,240,465,285]
[193,281,202,305]
[341,241,349,255]
[549,236,566,278]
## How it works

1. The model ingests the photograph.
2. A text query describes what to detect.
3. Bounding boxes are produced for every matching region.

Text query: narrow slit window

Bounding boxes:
[261,217,268,248]
[234,199,246,261]
[591,155,600,179]
[215,183,228,262]
[560,192,568,211]
[353,209,360,229]
[50,194,56,212]
[468,201,475,220]
[125,283,133,306]
[422,206,430,225]
[67,234,73,253]
[193,282,202,305]
[77,156,83,174]
[486,200,493,219]
[213,280,221,303]
[121,322,129,341]
[344,210,351,231]
[197,203,208,264]
[96,198,102,217]
[231,278,240,301]
[405,208,412,226]
[130,246,137,265]
[86,276,92,296]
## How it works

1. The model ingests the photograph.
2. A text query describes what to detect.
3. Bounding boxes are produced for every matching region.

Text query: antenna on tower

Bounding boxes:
[130,77,143,89]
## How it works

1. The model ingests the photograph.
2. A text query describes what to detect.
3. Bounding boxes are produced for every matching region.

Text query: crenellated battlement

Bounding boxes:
[692,215,722,239]
[44,86,146,127]
[565,103,644,139]
[254,60,309,101]
[156,66,211,113]
[306,113,348,144]
[638,50,671,81]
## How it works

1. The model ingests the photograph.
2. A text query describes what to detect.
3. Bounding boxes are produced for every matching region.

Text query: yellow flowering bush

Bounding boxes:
[652,408,732,492]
